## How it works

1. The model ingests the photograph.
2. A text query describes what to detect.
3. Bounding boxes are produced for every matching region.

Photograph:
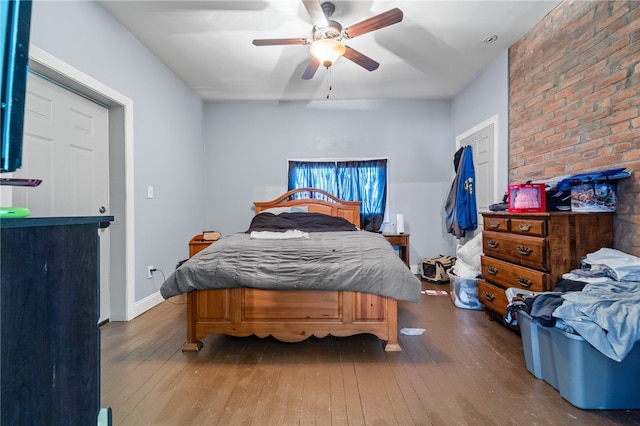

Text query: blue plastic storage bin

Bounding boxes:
[518,311,640,409]
[517,311,558,389]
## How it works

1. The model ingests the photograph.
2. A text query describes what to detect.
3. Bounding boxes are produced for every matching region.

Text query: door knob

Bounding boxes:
[99,206,107,213]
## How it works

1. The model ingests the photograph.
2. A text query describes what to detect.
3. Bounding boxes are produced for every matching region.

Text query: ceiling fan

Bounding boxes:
[252,0,403,80]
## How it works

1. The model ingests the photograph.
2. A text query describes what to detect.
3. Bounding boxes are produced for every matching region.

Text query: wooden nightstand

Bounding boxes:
[383,233,410,268]
[189,234,216,257]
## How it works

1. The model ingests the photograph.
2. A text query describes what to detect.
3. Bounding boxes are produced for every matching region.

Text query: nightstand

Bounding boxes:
[383,233,410,268]
[189,234,217,257]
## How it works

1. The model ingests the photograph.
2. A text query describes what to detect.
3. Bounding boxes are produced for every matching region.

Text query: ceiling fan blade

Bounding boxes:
[343,8,403,39]
[252,38,309,46]
[301,57,321,80]
[302,0,328,28]
[343,46,379,72]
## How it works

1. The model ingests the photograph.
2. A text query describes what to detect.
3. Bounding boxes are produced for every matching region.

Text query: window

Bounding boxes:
[288,159,387,231]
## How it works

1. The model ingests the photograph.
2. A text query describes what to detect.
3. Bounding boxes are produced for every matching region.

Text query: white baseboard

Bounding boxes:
[132,291,165,319]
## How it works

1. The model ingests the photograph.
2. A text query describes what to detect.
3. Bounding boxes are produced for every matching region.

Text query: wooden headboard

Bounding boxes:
[254,188,361,227]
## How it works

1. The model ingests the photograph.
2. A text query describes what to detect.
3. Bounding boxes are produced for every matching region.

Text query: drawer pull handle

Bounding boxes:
[517,246,533,256]
[483,291,495,302]
[490,221,501,228]
[487,265,498,275]
[487,240,499,248]
[517,277,533,288]
[519,223,531,232]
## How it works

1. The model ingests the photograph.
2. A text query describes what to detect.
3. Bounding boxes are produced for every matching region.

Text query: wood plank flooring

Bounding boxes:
[101,281,640,425]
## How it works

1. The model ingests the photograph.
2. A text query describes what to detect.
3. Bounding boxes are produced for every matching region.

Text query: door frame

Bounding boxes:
[455,114,499,231]
[28,45,137,321]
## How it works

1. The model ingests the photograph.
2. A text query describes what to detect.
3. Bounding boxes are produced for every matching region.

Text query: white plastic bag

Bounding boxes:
[456,232,482,271]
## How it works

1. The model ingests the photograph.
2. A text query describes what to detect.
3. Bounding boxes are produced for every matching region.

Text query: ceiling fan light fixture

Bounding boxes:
[310,38,345,68]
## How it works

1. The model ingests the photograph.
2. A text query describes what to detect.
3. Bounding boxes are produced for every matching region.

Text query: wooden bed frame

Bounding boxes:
[181,187,401,352]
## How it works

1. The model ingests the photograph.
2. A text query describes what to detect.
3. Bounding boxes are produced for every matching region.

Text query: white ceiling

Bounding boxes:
[98,0,560,102]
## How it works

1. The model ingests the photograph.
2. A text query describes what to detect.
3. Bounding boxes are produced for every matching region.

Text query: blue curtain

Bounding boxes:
[288,159,387,231]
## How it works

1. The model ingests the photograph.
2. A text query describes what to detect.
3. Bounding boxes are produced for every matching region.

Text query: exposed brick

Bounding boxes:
[557,153,584,166]
[613,141,634,152]
[612,99,632,112]
[570,161,590,172]
[555,117,580,133]
[603,108,639,125]
[612,85,640,104]
[581,85,617,108]
[563,85,597,105]
[611,40,640,67]
[588,154,624,168]
[611,121,631,133]
[594,69,630,91]
[621,149,640,162]
[595,3,630,34]
[607,129,640,145]
[510,0,640,255]
[534,128,556,142]
[581,127,612,142]
[550,146,575,158]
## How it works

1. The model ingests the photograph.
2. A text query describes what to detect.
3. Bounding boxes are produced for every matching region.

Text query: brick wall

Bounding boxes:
[509,0,640,256]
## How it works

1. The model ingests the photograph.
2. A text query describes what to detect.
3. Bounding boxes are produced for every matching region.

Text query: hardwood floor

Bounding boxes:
[101,281,640,425]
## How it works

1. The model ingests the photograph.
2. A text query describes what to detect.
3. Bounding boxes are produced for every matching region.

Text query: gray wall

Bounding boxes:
[29,0,206,302]
[203,99,457,264]
[451,50,510,199]
[202,50,512,265]
[28,0,512,309]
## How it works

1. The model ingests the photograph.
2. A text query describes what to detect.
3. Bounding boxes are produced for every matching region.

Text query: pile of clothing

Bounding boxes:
[505,248,640,362]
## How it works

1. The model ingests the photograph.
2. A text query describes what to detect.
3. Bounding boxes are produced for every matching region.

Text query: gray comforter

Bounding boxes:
[160,230,421,302]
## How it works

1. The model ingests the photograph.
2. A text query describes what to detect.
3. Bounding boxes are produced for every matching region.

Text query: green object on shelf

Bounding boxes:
[0,207,30,218]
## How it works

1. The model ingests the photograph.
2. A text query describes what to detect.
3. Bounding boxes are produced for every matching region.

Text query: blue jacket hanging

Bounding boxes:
[456,145,478,232]
[445,145,477,238]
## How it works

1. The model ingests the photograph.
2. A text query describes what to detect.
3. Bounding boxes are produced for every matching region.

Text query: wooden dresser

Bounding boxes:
[477,211,613,318]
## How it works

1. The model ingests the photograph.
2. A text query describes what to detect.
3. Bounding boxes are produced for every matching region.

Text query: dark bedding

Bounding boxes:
[160,212,421,302]
[247,212,359,232]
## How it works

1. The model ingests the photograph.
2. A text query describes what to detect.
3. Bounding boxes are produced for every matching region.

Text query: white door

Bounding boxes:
[12,72,111,323]
[456,115,498,231]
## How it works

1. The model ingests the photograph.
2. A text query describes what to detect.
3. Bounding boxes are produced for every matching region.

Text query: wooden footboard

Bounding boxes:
[182,287,400,352]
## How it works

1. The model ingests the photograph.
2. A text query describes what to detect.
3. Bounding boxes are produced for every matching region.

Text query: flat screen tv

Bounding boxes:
[1,0,32,173]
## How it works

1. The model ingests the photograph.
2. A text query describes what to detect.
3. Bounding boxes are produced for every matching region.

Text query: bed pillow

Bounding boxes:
[260,206,308,215]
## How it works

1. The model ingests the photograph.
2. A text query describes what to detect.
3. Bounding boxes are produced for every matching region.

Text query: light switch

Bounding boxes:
[147,186,154,199]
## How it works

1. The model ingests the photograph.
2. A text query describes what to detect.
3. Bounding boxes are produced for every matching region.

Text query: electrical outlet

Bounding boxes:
[147,265,155,279]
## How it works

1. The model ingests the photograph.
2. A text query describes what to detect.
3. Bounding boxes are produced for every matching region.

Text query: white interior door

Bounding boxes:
[456,115,498,231]
[12,72,111,323]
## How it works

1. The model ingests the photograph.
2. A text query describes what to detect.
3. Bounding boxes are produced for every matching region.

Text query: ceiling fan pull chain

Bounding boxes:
[326,67,333,99]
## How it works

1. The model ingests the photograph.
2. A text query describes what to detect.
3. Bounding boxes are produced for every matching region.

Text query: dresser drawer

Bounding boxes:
[477,279,509,317]
[510,217,547,236]
[483,216,509,232]
[481,256,548,292]
[483,231,547,270]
